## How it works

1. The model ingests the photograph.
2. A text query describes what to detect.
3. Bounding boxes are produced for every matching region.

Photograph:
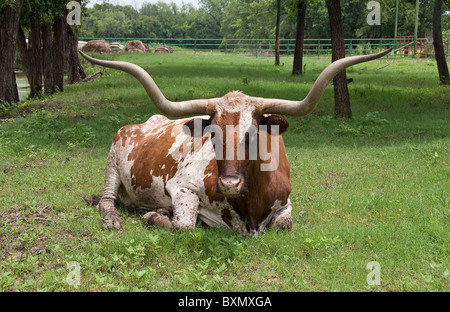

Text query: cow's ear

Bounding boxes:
[183,117,213,138]
[259,115,289,135]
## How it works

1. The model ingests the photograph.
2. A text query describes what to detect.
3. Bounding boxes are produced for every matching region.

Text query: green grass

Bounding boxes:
[0,53,449,291]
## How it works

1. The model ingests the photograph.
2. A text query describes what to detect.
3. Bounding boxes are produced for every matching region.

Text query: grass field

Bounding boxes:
[0,52,449,292]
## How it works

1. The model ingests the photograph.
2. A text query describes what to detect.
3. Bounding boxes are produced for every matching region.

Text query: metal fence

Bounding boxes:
[79,37,450,58]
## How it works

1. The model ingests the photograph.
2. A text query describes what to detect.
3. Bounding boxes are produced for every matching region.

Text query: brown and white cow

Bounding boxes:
[79,48,391,236]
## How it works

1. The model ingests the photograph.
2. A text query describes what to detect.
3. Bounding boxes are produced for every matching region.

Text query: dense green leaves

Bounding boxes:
[78,0,445,40]
[80,1,224,39]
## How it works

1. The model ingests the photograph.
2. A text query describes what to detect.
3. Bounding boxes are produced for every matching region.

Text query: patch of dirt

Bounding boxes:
[328,172,348,179]
[0,100,64,120]
[0,205,53,224]
[2,165,17,173]
[83,194,102,207]
[0,205,21,223]
[2,159,48,174]
[321,181,343,189]
[0,205,55,261]
[322,171,346,188]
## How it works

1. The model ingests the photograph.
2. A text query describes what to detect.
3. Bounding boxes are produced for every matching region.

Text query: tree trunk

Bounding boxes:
[29,11,43,98]
[53,16,66,91]
[326,0,351,118]
[292,0,306,75]
[66,23,86,84]
[433,0,450,85]
[41,23,55,95]
[0,0,24,104]
[275,0,281,66]
[17,27,32,81]
[17,24,45,99]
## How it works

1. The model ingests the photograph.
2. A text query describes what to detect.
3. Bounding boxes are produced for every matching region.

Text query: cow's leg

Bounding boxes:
[167,187,199,230]
[98,154,122,230]
[269,201,292,230]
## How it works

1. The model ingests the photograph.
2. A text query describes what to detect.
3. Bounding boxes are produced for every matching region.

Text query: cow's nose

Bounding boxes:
[219,176,242,187]
[217,175,246,197]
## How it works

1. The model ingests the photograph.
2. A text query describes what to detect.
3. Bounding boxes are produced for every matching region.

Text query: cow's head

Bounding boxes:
[183,91,290,197]
[79,49,391,197]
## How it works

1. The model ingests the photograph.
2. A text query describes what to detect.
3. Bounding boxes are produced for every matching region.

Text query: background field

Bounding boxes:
[0,53,448,291]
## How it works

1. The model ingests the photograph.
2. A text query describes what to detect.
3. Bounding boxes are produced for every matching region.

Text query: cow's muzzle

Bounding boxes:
[217,175,248,197]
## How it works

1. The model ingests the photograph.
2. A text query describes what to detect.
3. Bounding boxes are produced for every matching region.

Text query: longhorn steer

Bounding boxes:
[79,48,391,236]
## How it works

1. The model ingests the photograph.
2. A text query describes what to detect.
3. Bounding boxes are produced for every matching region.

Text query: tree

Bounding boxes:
[39,1,67,95]
[221,0,274,39]
[188,4,223,39]
[199,0,230,37]
[0,0,24,103]
[292,0,306,75]
[67,15,87,84]
[433,0,450,85]
[18,0,45,97]
[326,0,351,118]
[275,0,281,65]
[41,21,55,94]
[52,1,66,92]
[247,0,277,38]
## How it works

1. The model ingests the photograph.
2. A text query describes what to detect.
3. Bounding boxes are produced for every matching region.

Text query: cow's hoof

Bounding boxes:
[142,211,172,229]
[102,211,122,231]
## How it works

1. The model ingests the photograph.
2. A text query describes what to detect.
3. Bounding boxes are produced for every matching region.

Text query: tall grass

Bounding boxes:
[0,53,448,291]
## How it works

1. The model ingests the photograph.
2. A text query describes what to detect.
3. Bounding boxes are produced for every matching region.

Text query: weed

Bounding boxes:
[303,235,342,250]
[334,111,389,136]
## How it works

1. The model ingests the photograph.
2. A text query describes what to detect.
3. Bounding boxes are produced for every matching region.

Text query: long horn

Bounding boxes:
[78,51,218,117]
[261,48,393,116]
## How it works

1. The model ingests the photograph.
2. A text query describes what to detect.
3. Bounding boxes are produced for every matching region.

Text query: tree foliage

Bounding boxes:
[80,1,226,39]
[78,0,444,40]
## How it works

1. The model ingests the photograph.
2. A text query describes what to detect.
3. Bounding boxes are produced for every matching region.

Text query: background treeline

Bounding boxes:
[80,0,449,40]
